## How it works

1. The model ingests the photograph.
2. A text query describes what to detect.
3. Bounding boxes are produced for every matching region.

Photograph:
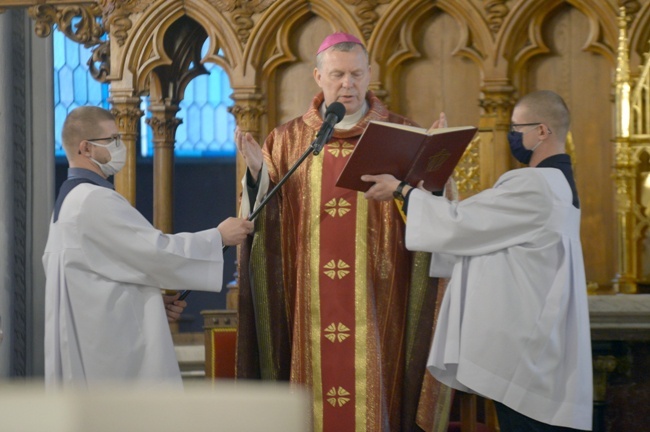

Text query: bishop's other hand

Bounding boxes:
[426,112,447,133]
[235,127,264,183]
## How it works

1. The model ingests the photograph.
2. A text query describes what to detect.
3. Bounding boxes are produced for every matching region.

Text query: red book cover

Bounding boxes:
[336,120,477,192]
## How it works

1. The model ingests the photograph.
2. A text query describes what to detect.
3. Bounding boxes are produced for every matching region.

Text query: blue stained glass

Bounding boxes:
[195,73,208,105]
[139,98,151,157]
[53,26,110,156]
[55,32,235,158]
[201,105,214,142]
[53,32,65,69]
[53,70,60,105]
[58,66,74,107]
[88,77,104,105]
[73,67,89,103]
[186,105,201,144]
[209,68,219,101]
[227,114,235,138]
[218,69,229,101]
[65,37,80,67]
[215,103,229,146]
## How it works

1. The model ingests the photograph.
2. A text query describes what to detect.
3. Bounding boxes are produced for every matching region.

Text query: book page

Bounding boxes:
[368,120,476,136]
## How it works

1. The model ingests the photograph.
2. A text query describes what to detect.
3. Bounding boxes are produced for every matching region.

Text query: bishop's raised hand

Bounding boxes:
[235,127,264,183]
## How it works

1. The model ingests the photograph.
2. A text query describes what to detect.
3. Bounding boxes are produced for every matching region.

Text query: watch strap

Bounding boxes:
[393,181,409,200]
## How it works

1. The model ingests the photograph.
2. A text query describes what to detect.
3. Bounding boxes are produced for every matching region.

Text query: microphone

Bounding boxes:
[312,102,346,155]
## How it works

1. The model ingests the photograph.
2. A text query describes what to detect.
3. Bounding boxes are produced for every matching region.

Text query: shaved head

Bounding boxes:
[61,106,115,158]
[515,90,570,139]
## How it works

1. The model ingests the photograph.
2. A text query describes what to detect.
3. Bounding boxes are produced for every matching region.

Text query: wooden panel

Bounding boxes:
[399,12,481,130]
[523,4,615,287]
[274,16,328,127]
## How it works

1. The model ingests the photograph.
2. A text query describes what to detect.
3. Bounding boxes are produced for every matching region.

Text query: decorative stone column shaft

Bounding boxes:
[109,95,143,206]
[146,102,181,234]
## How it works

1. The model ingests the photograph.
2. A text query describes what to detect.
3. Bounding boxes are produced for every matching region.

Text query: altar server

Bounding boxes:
[363,91,592,431]
[43,106,253,389]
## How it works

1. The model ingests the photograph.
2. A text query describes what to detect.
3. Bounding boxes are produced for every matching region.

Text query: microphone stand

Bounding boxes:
[178,136,328,301]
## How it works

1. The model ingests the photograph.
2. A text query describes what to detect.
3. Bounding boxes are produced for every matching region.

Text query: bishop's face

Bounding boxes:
[313,45,371,115]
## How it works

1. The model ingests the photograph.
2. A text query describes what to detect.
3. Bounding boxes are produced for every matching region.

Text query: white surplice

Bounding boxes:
[43,184,224,389]
[405,167,592,430]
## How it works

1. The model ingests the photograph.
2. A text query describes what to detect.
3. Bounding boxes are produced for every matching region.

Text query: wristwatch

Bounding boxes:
[393,181,409,200]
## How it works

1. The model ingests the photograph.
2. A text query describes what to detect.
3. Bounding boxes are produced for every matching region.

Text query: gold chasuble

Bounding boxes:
[237,92,452,432]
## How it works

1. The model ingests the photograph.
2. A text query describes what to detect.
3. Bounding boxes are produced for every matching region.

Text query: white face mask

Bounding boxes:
[87,137,126,177]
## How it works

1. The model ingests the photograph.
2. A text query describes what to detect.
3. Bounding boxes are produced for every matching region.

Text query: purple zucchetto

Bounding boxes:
[316,32,364,55]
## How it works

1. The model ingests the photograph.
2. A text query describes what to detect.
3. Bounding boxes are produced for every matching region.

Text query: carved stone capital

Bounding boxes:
[479,87,516,125]
[110,105,144,136]
[146,116,183,145]
[229,102,265,133]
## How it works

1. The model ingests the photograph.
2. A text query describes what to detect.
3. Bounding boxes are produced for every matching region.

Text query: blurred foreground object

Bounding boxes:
[0,381,309,432]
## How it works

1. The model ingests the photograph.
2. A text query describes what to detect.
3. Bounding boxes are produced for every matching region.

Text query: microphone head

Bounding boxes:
[326,102,346,123]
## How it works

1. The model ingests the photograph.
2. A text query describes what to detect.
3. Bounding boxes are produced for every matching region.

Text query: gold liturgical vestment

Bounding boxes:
[237,92,451,432]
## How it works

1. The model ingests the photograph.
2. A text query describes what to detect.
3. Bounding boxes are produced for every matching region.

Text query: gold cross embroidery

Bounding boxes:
[327,142,355,158]
[326,386,351,407]
[323,322,351,343]
[324,259,350,280]
[324,198,351,217]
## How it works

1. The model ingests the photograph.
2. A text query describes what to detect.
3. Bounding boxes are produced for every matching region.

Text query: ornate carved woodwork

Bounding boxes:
[28,3,103,46]
[4,0,650,291]
[612,5,650,294]
[146,106,182,234]
[109,99,143,206]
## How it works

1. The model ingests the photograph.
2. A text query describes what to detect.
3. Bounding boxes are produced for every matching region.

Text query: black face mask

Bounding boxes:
[507,131,534,164]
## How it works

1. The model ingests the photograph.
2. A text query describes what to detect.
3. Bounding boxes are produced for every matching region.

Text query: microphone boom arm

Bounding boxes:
[178,137,325,301]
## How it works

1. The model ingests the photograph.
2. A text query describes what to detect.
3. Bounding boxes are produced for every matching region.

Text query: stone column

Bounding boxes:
[0,8,51,378]
[479,84,516,189]
[0,9,16,378]
[146,103,181,234]
[27,12,55,378]
[109,95,143,206]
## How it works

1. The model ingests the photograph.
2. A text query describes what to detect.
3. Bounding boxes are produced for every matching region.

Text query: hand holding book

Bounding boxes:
[335,113,477,193]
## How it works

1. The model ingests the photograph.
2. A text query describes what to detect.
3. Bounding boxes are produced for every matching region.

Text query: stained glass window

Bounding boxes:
[139,62,235,158]
[54,34,235,158]
[53,30,109,156]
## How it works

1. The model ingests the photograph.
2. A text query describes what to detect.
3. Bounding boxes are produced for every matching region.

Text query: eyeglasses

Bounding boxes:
[509,123,541,132]
[87,133,122,142]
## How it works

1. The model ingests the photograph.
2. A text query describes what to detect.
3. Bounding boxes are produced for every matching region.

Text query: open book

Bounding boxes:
[335,120,478,192]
